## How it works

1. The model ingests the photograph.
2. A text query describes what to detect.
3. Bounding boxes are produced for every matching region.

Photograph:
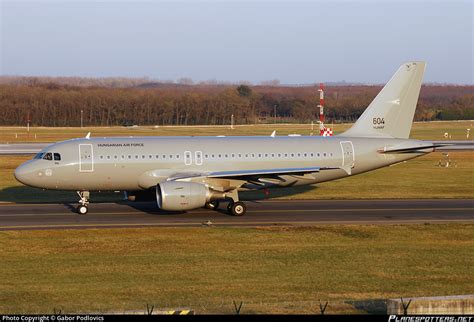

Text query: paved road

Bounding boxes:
[0,199,472,230]
[0,143,50,155]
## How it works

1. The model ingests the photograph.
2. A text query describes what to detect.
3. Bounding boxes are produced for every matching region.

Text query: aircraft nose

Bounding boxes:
[14,162,36,186]
[14,164,28,184]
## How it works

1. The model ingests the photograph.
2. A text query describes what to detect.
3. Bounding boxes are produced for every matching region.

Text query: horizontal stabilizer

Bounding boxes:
[428,140,474,152]
[379,141,474,154]
[378,145,439,154]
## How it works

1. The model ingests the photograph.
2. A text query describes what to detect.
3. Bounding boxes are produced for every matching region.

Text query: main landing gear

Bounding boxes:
[224,189,247,216]
[204,194,247,216]
[76,191,90,215]
[227,201,247,216]
[204,200,220,210]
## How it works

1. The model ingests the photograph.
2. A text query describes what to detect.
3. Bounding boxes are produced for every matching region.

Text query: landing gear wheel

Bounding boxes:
[77,205,88,215]
[205,200,220,210]
[229,201,246,216]
[76,191,90,215]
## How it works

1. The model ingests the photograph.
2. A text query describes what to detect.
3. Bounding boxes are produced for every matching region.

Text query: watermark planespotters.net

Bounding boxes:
[388,316,474,322]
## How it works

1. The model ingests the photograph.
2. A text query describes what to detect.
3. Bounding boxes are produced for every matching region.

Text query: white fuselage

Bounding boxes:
[14,135,425,192]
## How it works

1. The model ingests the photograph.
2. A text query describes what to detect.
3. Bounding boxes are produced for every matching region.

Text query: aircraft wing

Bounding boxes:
[168,165,350,182]
[167,166,323,181]
[164,166,336,192]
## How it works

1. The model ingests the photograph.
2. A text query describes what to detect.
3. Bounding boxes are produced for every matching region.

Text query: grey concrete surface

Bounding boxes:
[0,199,472,230]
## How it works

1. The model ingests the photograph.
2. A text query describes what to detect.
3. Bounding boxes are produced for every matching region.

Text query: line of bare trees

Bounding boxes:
[0,78,472,126]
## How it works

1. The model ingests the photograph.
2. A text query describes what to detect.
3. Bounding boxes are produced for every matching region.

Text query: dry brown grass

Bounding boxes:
[0,224,472,314]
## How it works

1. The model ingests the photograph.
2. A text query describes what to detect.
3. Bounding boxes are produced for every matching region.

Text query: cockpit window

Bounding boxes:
[43,153,53,161]
[54,153,61,161]
[33,153,44,160]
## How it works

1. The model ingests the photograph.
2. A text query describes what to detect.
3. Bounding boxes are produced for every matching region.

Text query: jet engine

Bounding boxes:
[156,181,224,211]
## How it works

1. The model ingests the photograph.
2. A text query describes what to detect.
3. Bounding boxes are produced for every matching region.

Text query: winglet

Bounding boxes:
[85,132,91,139]
[270,130,276,137]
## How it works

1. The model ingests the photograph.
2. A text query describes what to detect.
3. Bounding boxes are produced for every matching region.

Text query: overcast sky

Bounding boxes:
[1,0,472,84]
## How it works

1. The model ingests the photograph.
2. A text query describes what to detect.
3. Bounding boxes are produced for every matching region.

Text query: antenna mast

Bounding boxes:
[318,83,333,136]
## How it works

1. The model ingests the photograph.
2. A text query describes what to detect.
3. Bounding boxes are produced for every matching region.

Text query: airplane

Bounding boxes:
[12,62,471,216]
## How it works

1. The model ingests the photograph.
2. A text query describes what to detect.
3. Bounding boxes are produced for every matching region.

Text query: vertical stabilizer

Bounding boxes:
[342,62,426,139]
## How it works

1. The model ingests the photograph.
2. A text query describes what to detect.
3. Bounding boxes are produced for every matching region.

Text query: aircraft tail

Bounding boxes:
[342,61,426,139]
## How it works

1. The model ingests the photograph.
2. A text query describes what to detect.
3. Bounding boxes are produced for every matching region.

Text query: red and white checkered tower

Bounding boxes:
[318,83,333,136]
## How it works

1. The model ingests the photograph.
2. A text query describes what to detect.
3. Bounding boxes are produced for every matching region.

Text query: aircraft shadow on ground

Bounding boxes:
[0,185,317,215]
[123,185,318,216]
[0,186,122,204]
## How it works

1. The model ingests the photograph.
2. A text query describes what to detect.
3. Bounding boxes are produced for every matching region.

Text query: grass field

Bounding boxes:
[0,121,473,202]
[1,120,473,143]
[0,121,473,314]
[0,224,473,314]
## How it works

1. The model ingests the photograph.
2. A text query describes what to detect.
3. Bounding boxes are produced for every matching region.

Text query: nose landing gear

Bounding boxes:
[76,191,90,215]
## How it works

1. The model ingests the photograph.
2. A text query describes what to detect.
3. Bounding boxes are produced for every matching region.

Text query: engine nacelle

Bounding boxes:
[156,181,219,211]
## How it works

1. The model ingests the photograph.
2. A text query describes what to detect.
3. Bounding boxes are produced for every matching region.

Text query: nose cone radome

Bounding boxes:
[14,162,37,187]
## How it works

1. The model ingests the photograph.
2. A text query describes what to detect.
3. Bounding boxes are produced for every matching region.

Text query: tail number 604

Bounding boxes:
[373,117,385,125]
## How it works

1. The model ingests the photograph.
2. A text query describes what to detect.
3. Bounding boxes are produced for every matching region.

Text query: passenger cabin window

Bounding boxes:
[43,153,53,161]
[53,153,61,161]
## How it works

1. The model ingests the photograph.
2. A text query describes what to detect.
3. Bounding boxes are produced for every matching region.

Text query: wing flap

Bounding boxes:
[206,166,321,179]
